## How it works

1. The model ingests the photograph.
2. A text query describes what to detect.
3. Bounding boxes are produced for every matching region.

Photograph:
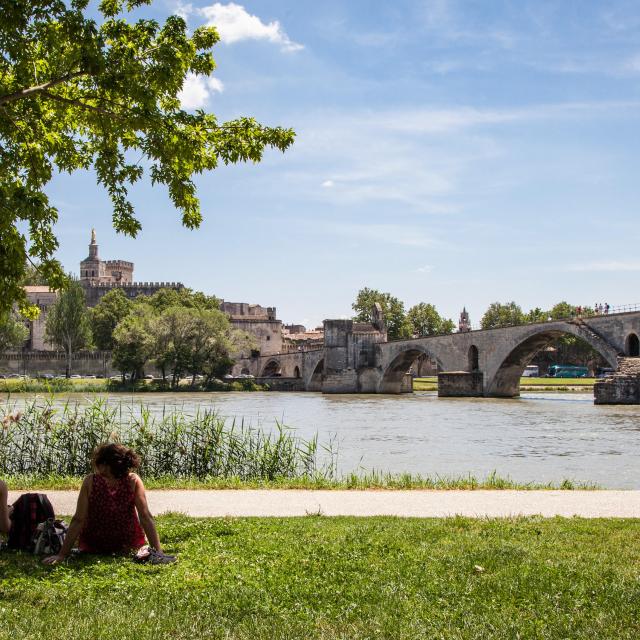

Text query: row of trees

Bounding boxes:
[39,282,250,383]
[480,301,589,329]
[352,288,455,340]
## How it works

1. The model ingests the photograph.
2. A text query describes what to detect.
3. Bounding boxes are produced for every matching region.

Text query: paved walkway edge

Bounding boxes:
[8,490,640,518]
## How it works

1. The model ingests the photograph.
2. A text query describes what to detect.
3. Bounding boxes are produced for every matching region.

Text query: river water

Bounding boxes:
[4,391,640,488]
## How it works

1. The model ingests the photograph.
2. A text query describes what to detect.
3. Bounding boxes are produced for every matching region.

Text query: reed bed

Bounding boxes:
[0,398,321,481]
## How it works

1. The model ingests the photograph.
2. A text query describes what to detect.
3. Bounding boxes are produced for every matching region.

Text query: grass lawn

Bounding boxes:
[413,377,596,392]
[1,515,639,639]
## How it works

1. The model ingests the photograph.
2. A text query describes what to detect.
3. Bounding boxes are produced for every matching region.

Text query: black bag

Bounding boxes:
[32,518,68,555]
[7,493,55,551]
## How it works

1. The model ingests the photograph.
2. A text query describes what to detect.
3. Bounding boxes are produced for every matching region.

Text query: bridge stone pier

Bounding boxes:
[233,311,640,398]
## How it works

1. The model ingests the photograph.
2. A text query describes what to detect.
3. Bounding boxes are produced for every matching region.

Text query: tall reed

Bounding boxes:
[0,398,322,481]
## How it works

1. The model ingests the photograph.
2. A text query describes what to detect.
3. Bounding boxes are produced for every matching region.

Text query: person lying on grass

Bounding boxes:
[0,479,10,536]
[43,443,174,565]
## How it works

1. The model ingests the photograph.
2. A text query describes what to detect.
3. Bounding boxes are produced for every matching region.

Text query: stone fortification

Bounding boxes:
[82,280,184,307]
[79,230,183,307]
[221,301,282,357]
[594,357,640,404]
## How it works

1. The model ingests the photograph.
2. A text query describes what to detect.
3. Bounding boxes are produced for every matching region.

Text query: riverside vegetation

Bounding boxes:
[1,398,593,490]
[1,515,639,639]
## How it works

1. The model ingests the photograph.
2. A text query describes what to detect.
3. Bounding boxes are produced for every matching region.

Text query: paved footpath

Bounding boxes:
[8,490,640,518]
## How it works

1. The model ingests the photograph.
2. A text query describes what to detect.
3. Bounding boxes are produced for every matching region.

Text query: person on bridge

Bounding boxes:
[605,303,610,314]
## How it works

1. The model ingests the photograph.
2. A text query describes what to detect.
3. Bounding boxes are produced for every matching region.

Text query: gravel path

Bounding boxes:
[8,490,640,518]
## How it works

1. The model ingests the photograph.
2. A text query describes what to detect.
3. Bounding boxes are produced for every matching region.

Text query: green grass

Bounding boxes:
[2,471,597,491]
[0,377,266,393]
[413,376,596,392]
[1,515,639,639]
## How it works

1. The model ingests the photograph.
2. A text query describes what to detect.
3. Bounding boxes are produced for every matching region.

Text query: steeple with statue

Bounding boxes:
[80,228,134,285]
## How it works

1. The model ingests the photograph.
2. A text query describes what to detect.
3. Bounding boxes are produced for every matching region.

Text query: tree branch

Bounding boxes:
[41,91,122,118]
[0,70,89,106]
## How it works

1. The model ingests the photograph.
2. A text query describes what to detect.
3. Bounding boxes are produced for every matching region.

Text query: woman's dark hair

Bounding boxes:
[92,443,141,479]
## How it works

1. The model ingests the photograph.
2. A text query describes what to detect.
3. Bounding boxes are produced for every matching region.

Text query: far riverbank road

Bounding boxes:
[8,490,640,518]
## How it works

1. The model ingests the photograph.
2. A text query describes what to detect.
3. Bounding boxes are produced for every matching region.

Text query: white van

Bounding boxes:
[522,365,539,377]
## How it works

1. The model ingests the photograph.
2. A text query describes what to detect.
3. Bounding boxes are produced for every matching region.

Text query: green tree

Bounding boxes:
[142,287,221,313]
[352,287,411,340]
[44,279,92,376]
[91,288,133,350]
[549,301,576,320]
[112,304,155,382]
[1,0,294,318]
[480,301,525,329]
[525,307,547,323]
[0,312,29,353]
[406,303,455,337]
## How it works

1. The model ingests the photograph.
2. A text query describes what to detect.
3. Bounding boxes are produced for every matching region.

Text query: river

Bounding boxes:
[4,391,640,488]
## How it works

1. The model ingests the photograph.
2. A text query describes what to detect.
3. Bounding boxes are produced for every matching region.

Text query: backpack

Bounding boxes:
[32,518,68,555]
[7,493,55,551]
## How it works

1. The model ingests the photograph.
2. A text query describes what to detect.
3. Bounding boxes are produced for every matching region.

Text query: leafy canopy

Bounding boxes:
[0,0,295,317]
[406,302,455,337]
[352,287,411,340]
[44,278,92,373]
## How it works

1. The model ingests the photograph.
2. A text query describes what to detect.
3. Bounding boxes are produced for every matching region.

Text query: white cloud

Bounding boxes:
[199,3,303,52]
[178,73,224,110]
[174,2,193,20]
[416,265,433,273]
[321,180,334,188]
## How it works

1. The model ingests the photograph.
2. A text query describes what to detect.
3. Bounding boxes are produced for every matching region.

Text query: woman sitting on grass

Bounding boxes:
[0,479,10,536]
[43,443,174,565]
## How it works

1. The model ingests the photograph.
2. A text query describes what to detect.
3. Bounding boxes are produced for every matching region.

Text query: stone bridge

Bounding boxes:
[233,311,640,397]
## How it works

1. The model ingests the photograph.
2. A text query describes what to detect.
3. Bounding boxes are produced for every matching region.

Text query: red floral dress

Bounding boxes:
[79,473,146,553]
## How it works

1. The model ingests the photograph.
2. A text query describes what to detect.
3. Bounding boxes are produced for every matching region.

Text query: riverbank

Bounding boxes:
[2,515,638,639]
[3,472,597,491]
[413,376,597,392]
[0,377,265,393]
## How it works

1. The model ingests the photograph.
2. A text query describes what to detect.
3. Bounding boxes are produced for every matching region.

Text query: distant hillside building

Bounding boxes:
[79,229,183,306]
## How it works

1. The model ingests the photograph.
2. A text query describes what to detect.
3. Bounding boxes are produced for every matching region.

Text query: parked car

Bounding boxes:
[144,374,155,380]
[522,365,539,377]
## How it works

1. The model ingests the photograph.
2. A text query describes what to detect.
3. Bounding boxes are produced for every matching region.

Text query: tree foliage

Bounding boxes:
[44,279,92,375]
[90,287,132,350]
[0,0,295,318]
[0,312,29,353]
[352,287,411,340]
[111,304,155,382]
[110,289,251,385]
[480,301,526,329]
[406,303,454,337]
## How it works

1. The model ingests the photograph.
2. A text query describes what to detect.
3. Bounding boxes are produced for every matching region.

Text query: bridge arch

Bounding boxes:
[261,359,282,377]
[306,357,324,392]
[486,321,619,397]
[626,333,639,357]
[468,345,479,372]
[293,366,301,378]
[379,346,443,394]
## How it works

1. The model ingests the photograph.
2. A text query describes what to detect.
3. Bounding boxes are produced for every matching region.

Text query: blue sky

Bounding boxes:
[49,0,640,328]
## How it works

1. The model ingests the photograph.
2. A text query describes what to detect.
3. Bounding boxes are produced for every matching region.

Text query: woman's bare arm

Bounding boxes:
[133,474,162,551]
[0,480,10,535]
[43,475,91,564]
